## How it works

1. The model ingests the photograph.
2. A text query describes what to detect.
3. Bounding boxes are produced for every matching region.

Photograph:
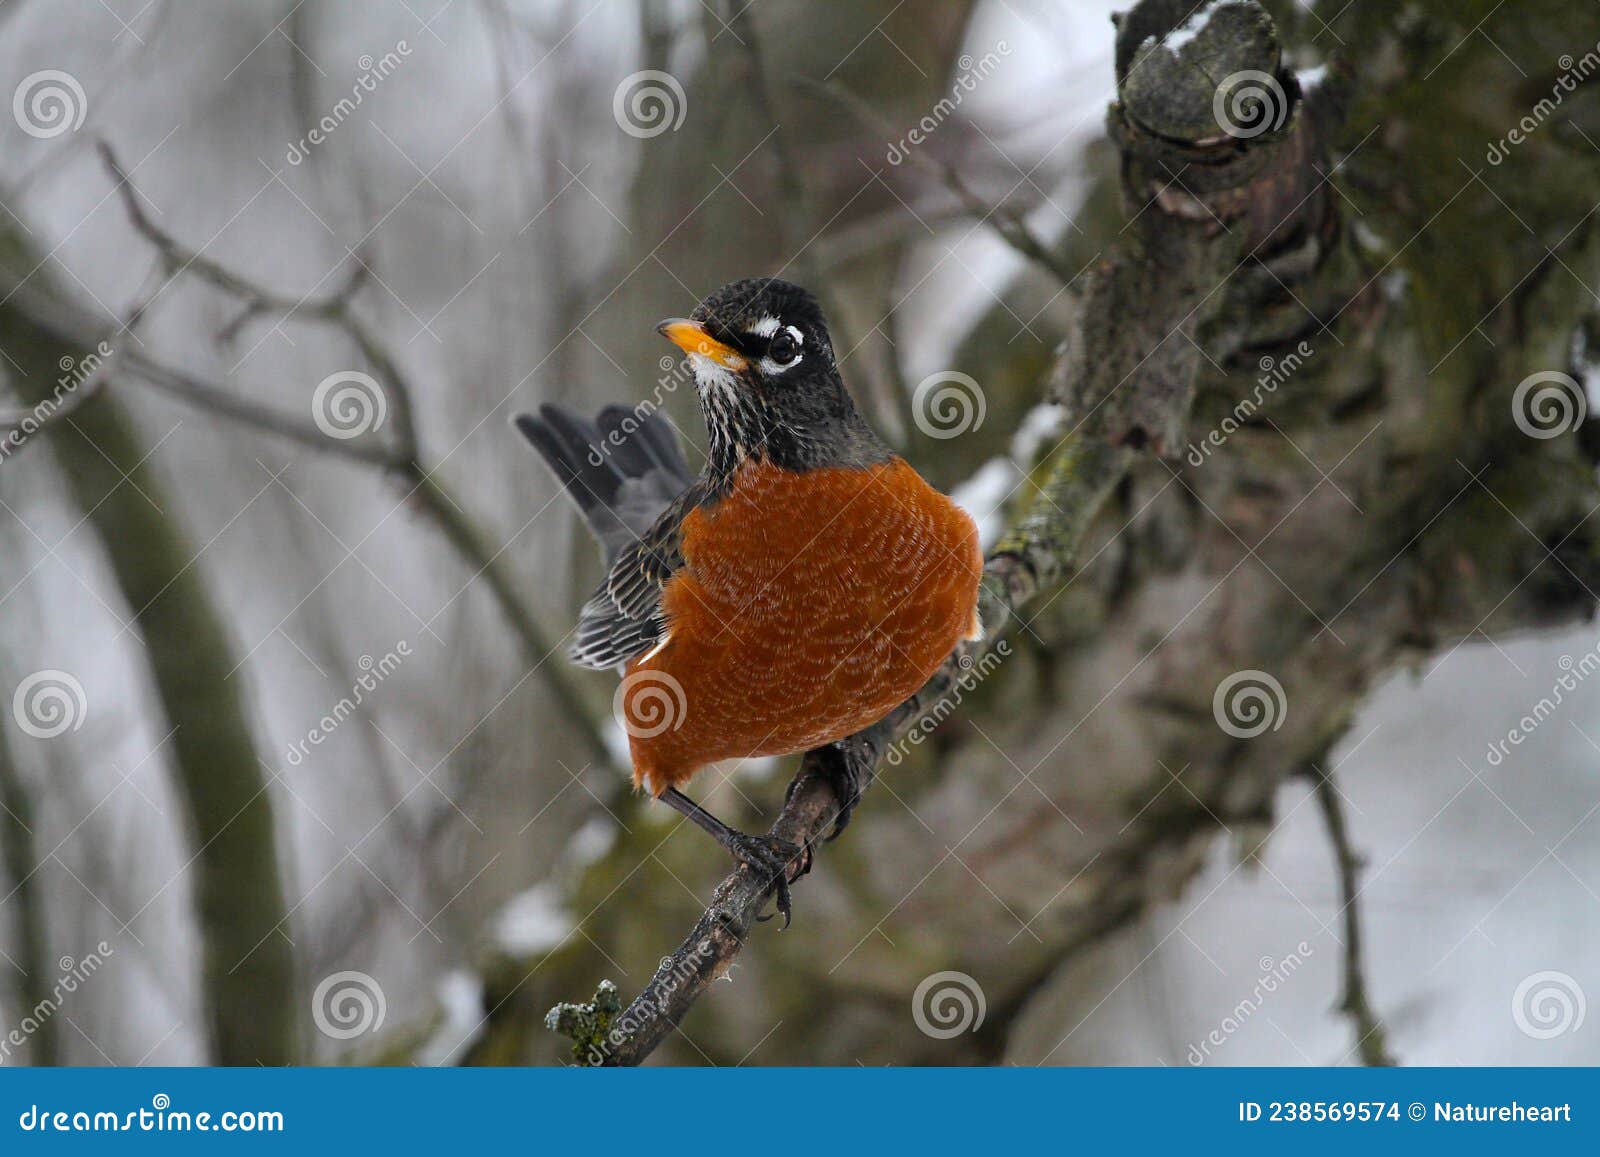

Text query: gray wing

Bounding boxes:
[569,481,707,670]
[514,403,699,670]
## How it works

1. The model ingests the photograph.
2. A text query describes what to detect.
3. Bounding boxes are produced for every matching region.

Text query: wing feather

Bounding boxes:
[567,480,707,671]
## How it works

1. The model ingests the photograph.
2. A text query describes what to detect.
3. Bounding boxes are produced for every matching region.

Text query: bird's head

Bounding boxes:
[657,277,887,478]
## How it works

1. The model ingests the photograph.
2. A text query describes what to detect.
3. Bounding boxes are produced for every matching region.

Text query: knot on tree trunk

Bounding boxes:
[1053,0,1336,455]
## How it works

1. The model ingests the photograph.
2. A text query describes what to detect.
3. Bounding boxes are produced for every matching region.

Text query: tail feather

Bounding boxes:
[535,405,623,508]
[595,405,661,480]
[600,403,689,481]
[514,402,693,565]
[511,410,601,515]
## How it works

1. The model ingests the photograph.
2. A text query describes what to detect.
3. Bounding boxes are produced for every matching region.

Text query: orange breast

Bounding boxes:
[620,457,982,795]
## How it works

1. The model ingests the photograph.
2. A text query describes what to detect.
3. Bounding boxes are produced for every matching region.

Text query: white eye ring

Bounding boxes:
[769,330,800,362]
[760,325,805,375]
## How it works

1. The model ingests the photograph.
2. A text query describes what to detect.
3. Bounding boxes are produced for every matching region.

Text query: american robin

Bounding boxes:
[516,278,982,921]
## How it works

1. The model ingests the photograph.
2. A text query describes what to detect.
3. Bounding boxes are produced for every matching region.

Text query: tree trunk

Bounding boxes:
[0,715,55,1065]
[0,232,297,1065]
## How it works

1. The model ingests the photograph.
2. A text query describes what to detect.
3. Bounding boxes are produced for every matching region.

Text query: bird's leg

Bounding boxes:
[658,787,811,927]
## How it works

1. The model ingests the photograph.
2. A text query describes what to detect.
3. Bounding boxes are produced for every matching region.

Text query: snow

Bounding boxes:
[416,968,484,1066]
[1164,0,1235,53]
[565,815,618,868]
[603,719,633,768]
[1298,64,1330,90]
[493,882,573,954]
[952,458,1022,548]
[1011,402,1065,464]
[950,404,1065,548]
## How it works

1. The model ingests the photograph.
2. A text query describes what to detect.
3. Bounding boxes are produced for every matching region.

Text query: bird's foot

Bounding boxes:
[802,740,870,841]
[655,788,813,927]
[725,831,811,928]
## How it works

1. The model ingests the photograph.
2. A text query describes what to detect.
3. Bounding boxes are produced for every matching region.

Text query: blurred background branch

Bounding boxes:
[0,705,56,1065]
[1,255,296,1063]
[1310,762,1395,1067]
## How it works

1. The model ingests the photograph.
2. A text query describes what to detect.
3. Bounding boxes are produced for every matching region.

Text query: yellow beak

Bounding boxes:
[656,318,746,370]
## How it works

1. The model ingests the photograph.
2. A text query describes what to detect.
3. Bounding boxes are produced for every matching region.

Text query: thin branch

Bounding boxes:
[797,76,1083,287]
[21,145,620,771]
[131,347,401,465]
[98,141,368,329]
[100,141,424,446]
[724,3,908,440]
[725,2,820,289]
[96,141,413,453]
[1,276,397,468]
[1310,765,1397,1067]
[0,349,116,461]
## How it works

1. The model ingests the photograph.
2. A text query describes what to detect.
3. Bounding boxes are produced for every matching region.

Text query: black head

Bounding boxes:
[657,277,889,481]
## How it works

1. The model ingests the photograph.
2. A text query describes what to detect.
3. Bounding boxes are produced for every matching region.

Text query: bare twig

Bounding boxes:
[723,2,818,287]
[2,280,399,467]
[0,346,116,461]
[723,3,908,440]
[98,141,369,328]
[26,145,620,770]
[1310,765,1397,1067]
[798,76,1083,287]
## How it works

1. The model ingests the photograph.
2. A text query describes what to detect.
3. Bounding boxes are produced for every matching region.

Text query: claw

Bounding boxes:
[810,741,866,841]
[726,833,807,929]
[656,788,814,928]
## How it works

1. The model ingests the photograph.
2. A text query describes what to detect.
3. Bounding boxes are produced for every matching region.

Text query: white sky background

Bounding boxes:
[0,0,1593,1066]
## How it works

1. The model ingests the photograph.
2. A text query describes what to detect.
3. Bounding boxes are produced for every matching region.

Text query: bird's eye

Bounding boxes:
[768,330,800,365]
